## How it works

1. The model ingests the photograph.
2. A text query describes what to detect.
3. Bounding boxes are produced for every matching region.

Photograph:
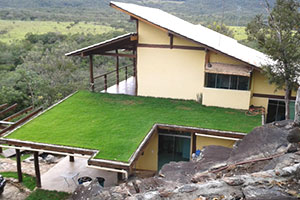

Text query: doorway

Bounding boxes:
[158,130,191,170]
[266,99,295,123]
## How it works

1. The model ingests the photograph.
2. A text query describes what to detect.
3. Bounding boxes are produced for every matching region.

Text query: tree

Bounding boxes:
[205,21,235,38]
[246,0,300,120]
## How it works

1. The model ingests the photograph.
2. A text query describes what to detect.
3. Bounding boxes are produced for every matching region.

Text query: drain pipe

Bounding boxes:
[86,164,128,180]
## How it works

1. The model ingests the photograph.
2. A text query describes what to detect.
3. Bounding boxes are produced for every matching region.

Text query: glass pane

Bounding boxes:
[230,75,237,89]
[216,74,230,89]
[289,101,295,120]
[205,73,216,88]
[238,76,249,90]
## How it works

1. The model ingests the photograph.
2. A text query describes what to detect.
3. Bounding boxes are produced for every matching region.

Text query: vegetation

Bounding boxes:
[6,91,261,162]
[0,31,131,110]
[0,0,276,26]
[0,20,118,43]
[246,0,300,119]
[26,189,70,200]
[205,22,235,38]
[1,171,36,190]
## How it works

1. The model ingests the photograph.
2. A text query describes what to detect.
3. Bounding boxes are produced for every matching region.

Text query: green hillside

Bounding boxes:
[0,20,119,43]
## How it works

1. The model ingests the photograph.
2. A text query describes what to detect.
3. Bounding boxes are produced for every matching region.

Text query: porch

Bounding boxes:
[66,32,138,95]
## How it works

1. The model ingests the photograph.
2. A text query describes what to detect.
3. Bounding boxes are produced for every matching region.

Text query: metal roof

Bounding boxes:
[65,32,137,56]
[110,1,274,68]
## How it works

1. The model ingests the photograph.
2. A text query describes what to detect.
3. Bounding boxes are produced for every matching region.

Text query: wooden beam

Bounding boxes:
[0,107,43,136]
[3,106,33,122]
[0,138,96,156]
[69,156,74,162]
[130,35,138,41]
[89,55,94,92]
[97,53,136,58]
[138,43,206,51]
[0,104,8,111]
[253,93,296,100]
[0,103,18,116]
[192,133,196,153]
[168,33,174,49]
[156,124,245,139]
[87,159,129,170]
[34,152,41,188]
[16,149,23,183]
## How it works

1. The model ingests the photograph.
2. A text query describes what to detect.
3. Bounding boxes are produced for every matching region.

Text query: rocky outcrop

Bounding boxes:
[71,120,300,200]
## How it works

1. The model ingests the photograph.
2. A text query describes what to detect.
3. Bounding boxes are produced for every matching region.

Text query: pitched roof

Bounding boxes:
[65,32,137,56]
[110,1,274,68]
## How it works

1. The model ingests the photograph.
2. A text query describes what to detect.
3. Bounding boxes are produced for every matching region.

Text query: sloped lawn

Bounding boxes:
[6,91,260,162]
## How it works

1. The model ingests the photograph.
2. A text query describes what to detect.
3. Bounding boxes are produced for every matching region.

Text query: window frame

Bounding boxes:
[205,73,250,91]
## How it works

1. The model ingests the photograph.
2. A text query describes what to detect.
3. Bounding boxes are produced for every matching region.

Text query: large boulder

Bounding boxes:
[228,121,291,163]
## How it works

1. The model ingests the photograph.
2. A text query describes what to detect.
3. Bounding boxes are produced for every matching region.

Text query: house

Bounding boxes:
[0,2,294,187]
[67,1,296,123]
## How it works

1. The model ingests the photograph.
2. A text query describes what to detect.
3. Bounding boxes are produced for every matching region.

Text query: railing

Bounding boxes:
[93,64,135,91]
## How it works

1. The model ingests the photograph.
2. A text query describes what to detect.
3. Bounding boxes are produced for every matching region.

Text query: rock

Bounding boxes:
[222,176,245,186]
[228,123,290,163]
[191,172,216,183]
[178,184,198,193]
[44,154,56,163]
[287,127,300,143]
[242,185,297,200]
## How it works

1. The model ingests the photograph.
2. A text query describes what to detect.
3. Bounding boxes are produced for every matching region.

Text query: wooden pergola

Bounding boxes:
[66,33,138,93]
[0,103,42,187]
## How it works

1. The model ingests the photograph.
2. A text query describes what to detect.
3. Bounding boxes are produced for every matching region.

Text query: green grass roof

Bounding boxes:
[5,91,260,162]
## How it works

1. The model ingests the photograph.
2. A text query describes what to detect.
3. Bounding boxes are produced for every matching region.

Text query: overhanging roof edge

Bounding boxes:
[65,32,137,57]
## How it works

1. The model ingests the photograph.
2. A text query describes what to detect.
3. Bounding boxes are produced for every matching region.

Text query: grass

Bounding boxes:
[0,20,119,43]
[6,91,260,162]
[230,26,247,41]
[1,171,36,191]
[25,189,70,200]
[11,153,32,162]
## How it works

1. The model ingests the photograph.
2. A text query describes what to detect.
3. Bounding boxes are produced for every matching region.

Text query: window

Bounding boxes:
[205,73,250,91]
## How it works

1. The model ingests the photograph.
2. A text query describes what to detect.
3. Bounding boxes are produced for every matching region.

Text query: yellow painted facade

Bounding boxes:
[135,133,158,171]
[196,136,236,150]
[134,131,236,172]
[136,20,295,113]
[203,88,251,110]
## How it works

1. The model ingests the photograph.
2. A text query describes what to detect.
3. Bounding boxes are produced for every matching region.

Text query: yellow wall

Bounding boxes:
[202,88,251,110]
[135,133,158,171]
[196,136,236,150]
[137,20,294,111]
[209,51,244,65]
[134,131,237,171]
[137,48,205,100]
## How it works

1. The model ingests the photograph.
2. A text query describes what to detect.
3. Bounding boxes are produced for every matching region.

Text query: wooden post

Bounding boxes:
[133,49,137,96]
[125,66,128,80]
[192,133,196,153]
[69,156,74,162]
[116,50,119,85]
[89,55,94,92]
[104,74,107,91]
[34,152,41,188]
[16,149,23,183]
